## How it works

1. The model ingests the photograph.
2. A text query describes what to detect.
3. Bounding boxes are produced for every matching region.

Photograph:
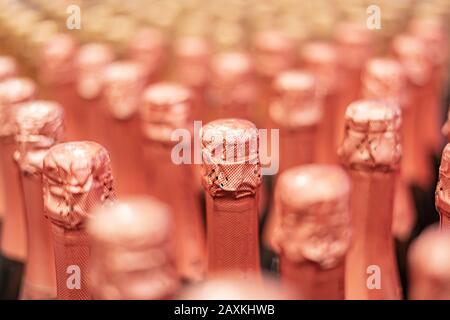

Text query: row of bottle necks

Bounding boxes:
[0,17,450,299]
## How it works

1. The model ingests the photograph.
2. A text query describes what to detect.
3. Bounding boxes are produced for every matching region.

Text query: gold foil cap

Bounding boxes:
[201,118,261,198]
[362,57,409,109]
[334,22,374,70]
[0,77,36,137]
[252,29,296,78]
[0,56,18,81]
[338,99,402,171]
[141,82,193,143]
[273,165,351,269]
[391,34,432,86]
[88,197,179,300]
[209,51,257,107]
[14,100,64,174]
[408,226,450,299]
[76,43,114,100]
[301,41,338,96]
[43,141,114,230]
[269,70,322,128]
[102,61,146,120]
[39,33,78,85]
[436,144,450,214]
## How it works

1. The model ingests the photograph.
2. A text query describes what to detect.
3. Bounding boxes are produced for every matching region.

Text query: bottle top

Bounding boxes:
[14,100,64,174]
[43,141,114,230]
[201,118,261,198]
[88,197,179,300]
[338,99,402,171]
[141,82,193,143]
[273,164,351,269]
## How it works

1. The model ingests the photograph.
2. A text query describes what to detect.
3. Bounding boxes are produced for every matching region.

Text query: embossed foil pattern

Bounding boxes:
[201,119,261,198]
[436,144,450,214]
[338,100,402,171]
[14,101,64,175]
[42,141,114,229]
[273,165,351,269]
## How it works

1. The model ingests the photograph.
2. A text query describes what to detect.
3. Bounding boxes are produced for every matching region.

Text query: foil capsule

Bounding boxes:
[13,100,63,300]
[88,197,179,300]
[43,141,114,230]
[408,226,450,299]
[42,141,114,300]
[273,164,351,299]
[435,144,450,229]
[338,99,402,171]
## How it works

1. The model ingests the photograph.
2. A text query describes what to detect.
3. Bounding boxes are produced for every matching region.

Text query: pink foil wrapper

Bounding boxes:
[409,226,450,299]
[141,82,206,281]
[273,165,351,299]
[42,141,115,300]
[88,197,179,300]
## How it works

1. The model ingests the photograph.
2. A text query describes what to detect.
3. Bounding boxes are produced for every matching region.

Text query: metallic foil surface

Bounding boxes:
[88,197,179,300]
[338,99,402,171]
[43,141,114,230]
[13,100,63,299]
[201,118,261,198]
[201,119,261,277]
[0,55,18,82]
[436,143,450,228]
[102,61,146,120]
[14,100,64,174]
[141,82,206,281]
[273,165,351,269]
[409,226,450,299]
[76,43,114,100]
[43,141,114,300]
[0,77,36,261]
